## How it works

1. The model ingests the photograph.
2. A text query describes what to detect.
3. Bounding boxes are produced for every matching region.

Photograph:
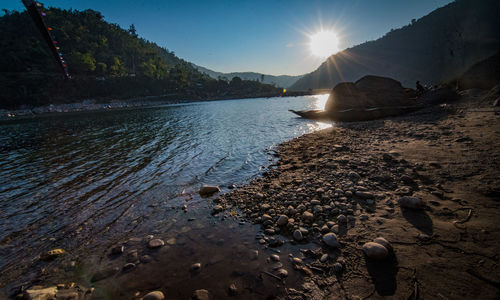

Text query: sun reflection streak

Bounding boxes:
[306,93,333,130]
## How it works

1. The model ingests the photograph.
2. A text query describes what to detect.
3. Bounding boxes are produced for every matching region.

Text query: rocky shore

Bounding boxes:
[214,90,500,298]
[5,89,499,299]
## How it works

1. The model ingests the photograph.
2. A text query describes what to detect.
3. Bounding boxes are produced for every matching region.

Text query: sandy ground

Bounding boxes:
[218,94,500,299]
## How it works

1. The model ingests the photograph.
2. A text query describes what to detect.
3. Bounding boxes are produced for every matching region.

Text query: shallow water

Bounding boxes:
[0,95,331,296]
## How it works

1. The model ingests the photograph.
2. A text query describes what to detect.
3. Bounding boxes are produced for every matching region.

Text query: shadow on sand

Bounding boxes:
[401,208,434,236]
[365,252,399,296]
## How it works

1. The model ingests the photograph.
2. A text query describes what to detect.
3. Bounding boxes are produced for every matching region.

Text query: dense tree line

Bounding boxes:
[0,7,282,109]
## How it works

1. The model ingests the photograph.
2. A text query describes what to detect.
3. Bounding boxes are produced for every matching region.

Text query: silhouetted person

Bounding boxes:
[416,81,425,96]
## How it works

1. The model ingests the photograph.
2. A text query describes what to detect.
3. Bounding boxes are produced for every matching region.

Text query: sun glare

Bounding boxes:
[309,30,339,58]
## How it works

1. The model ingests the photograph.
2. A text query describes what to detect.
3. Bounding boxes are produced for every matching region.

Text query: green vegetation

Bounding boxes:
[0,7,283,109]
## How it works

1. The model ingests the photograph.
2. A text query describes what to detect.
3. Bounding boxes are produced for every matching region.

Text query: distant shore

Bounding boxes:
[0,91,316,121]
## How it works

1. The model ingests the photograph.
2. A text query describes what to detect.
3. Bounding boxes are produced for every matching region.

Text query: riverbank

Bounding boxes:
[3,91,499,299]
[216,91,500,298]
[0,91,315,121]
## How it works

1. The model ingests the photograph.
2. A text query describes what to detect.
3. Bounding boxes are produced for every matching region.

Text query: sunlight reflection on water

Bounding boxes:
[307,93,332,131]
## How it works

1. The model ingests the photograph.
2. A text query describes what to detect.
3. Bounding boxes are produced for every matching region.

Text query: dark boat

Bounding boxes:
[289,105,423,122]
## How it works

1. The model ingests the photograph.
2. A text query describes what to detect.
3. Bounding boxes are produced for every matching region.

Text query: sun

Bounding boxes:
[309,30,339,58]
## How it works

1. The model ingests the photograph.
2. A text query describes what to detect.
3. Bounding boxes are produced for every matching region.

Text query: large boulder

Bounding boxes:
[325,75,414,111]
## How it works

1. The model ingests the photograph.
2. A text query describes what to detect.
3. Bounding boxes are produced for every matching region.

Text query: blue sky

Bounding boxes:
[2,0,452,75]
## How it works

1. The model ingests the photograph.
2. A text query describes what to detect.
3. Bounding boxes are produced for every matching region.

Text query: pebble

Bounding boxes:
[320,253,328,263]
[190,262,202,272]
[331,225,339,233]
[40,248,66,261]
[362,242,388,260]
[277,268,288,278]
[292,257,303,265]
[302,211,314,222]
[25,287,57,300]
[199,185,220,196]
[212,205,223,214]
[333,262,343,273]
[337,214,347,223]
[123,263,135,271]
[355,191,374,199]
[359,214,369,221]
[262,214,272,222]
[111,245,124,255]
[142,291,165,300]
[228,283,238,296]
[148,239,165,249]
[270,254,280,261]
[277,215,289,226]
[398,196,425,209]
[249,250,259,260]
[373,237,392,251]
[192,289,210,300]
[293,229,303,241]
[322,233,339,248]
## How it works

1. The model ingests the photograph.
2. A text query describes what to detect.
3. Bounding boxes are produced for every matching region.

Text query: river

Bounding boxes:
[0,95,331,298]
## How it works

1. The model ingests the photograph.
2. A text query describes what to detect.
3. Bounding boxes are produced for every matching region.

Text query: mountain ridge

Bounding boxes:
[290,0,500,91]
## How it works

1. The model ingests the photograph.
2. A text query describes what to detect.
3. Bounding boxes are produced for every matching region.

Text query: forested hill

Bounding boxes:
[0,7,282,109]
[290,0,500,91]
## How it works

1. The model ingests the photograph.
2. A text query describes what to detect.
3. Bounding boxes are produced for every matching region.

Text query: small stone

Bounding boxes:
[148,239,165,249]
[292,257,303,265]
[228,283,238,296]
[355,191,374,199]
[331,225,339,233]
[277,215,289,226]
[362,242,388,260]
[320,253,328,263]
[40,249,66,261]
[293,230,303,241]
[323,233,339,248]
[142,291,165,300]
[25,286,57,300]
[398,196,425,209]
[192,289,210,300]
[249,250,259,260]
[277,269,288,278]
[302,211,314,222]
[270,254,280,262]
[111,245,124,255]
[123,263,135,271]
[262,214,272,222]
[333,262,343,273]
[166,238,176,245]
[373,237,392,251]
[337,215,347,223]
[359,214,369,221]
[212,205,223,214]
[190,262,202,272]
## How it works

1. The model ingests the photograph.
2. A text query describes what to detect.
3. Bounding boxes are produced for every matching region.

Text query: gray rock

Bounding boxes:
[323,233,339,248]
[331,225,339,233]
[362,242,388,260]
[293,229,303,241]
[277,215,289,226]
[148,239,165,249]
[199,185,220,196]
[333,262,343,273]
[398,196,425,209]
[142,291,165,300]
[320,253,328,263]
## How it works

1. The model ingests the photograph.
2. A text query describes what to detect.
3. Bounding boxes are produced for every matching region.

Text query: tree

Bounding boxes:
[110,57,126,77]
[128,24,138,38]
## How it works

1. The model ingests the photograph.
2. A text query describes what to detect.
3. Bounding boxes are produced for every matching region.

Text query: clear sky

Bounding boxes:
[1,0,452,76]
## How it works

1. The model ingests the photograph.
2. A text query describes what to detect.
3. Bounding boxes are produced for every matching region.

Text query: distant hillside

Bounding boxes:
[192,64,303,89]
[290,0,500,91]
[0,7,281,108]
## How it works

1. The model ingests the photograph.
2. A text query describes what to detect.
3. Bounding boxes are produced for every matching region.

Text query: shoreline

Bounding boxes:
[0,91,317,122]
[214,93,500,298]
[3,91,499,299]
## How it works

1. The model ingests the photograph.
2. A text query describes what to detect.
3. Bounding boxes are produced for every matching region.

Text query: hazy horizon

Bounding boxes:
[1,0,452,76]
